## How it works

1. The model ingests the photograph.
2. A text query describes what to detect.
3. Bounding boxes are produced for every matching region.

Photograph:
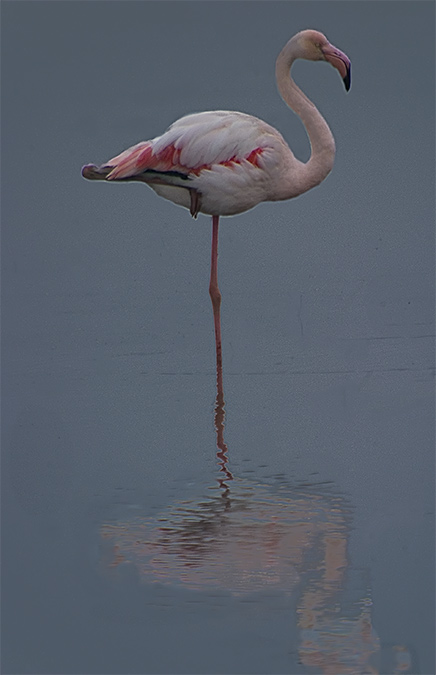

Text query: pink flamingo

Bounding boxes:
[82,30,351,378]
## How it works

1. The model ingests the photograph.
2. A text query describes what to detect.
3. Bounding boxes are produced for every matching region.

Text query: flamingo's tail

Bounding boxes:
[82,142,154,183]
[81,164,113,180]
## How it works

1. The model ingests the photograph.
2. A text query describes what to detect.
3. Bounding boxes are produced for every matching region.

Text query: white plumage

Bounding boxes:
[82,30,350,372]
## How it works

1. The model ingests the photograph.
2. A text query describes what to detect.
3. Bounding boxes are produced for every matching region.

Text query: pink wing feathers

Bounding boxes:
[82,110,292,216]
[104,111,271,181]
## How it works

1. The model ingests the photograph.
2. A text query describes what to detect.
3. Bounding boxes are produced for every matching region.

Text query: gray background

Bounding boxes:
[2,1,434,674]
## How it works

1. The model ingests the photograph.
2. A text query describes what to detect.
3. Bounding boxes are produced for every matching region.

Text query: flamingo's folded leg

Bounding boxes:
[189,189,202,219]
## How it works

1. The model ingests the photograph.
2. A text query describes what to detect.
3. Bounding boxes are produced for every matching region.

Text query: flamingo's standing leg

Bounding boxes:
[209,215,223,389]
[208,215,231,484]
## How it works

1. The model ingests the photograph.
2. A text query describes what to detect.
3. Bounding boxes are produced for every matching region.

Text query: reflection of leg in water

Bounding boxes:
[214,380,233,488]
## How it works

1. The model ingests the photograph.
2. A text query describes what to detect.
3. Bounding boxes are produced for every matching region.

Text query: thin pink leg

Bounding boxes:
[209,215,223,391]
[209,216,232,484]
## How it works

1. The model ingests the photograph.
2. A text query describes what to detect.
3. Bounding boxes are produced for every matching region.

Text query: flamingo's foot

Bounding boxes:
[189,189,202,219]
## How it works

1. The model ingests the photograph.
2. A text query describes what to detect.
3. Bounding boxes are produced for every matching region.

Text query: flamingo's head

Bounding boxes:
[294,29,351,91]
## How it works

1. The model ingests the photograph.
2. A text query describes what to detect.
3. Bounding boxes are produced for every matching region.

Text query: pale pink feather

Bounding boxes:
[105,112,276,181]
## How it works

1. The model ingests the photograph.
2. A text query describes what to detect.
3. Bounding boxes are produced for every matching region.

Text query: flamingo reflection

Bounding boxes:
[100,350,412,673]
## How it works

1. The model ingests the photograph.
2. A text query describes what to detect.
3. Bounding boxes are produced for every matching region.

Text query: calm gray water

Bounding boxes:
[2,2,434,674]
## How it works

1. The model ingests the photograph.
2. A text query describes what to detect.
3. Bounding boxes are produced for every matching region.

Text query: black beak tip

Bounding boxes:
[343,66,351,92]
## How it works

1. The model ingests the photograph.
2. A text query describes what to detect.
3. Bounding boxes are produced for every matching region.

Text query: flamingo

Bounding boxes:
[82,29,351,380]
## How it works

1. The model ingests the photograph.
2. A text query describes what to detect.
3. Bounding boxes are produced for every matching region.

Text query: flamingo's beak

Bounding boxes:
[322,44,351,91]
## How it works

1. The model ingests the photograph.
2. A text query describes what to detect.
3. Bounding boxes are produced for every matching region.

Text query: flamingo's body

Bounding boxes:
[84,111,313,217]
[82,30,351,375]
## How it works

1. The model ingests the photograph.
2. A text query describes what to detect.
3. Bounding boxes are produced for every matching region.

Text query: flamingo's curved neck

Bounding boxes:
[276,41,336,193]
